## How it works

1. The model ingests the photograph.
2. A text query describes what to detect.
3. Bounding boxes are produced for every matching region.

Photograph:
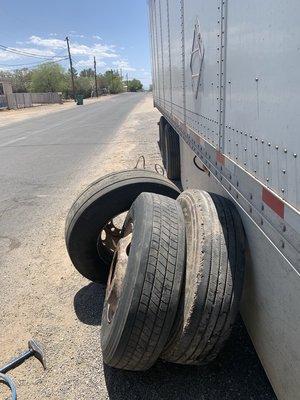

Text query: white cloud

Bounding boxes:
[70,33,86,39]
[28,36,117,59]
[92,35,102,41]
[74,58,106,69]
[0,51,19,61]
[112,60,136,71]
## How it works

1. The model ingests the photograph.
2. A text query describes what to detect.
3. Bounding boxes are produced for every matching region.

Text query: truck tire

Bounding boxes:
[164,124,181,181]
[65,170,181,284]
[158,116,166,167]
[101,193,186,371]
[162,189,245,365]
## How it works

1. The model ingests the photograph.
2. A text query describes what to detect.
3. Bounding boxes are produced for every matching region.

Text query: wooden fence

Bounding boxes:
[0,92,62,109]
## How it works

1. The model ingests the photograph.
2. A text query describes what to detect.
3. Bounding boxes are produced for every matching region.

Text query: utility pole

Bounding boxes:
[126,73,129,92]
[65,36,76,101]
[94,56,98,97]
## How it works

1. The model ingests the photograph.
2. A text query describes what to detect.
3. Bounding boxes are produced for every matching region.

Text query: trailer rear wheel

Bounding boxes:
[65,170,181,284]
[101,193,185,370]
[164,124,181,181]
[162,189,245,365]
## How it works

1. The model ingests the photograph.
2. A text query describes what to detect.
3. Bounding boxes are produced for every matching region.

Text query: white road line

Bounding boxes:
[0,136,27,147]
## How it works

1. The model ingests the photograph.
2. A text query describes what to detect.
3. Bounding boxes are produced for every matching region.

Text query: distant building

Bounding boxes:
[0,79,13,95]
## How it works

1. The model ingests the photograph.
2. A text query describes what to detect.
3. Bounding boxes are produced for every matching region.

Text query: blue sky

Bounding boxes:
[0,0,152,87]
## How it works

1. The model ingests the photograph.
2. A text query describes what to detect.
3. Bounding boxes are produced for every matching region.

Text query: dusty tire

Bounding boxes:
[164,124,181,180]
[65,170,181,283]
[162,189,245,365]
[101,193,186,371]
[158,116,167,167]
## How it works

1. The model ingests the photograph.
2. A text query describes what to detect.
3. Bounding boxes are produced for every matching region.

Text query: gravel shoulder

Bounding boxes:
[0,95,276,399]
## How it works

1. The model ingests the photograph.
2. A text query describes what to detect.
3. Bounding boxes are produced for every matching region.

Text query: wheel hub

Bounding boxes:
[106,224,132,323]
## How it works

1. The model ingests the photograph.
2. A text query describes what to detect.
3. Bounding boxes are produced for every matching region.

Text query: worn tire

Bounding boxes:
[65,170,181,283]
[162,190,245,365]
[101,193,186,371]
[158,116,167,167]
[164,124,181,180]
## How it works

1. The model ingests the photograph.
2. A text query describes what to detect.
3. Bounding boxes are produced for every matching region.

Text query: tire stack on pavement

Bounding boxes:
[65,169,246,371]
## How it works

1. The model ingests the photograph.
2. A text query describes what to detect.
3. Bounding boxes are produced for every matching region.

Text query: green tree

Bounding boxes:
[76,76,93,98]
[104,70,124,94]
[10,69,33,92]
[0,69,33,93]
[80,68,94,78]
[127,79,143,92]
[30,63,68,93]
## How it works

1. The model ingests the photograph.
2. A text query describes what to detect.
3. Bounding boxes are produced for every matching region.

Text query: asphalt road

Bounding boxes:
[0,93,276,399]
[0,93,142,298]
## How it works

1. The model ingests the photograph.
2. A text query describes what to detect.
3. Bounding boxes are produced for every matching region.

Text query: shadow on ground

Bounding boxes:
[74,284,276,400]
[73,282,105,325]
[104,318,276,400]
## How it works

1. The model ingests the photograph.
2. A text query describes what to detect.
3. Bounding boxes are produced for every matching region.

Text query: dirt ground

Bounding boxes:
[0,96,112,128]
[0,96,162,399]
[0,95,275,399]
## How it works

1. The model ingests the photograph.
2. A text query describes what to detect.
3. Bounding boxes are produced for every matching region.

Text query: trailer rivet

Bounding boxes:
[266,178,269,182]
[282,169,286,174]
[293,153,297,158]
[276,145,279,150]
[261,204,264,211]
[281,188,285,193]
[261,140,264,144]
[250,194,253,200]
[284,149,287,153]
[267,160,270,164]
[283,225,287,232]
[281,240,285,249]
[261,218,264,225]
[255,77,259,82]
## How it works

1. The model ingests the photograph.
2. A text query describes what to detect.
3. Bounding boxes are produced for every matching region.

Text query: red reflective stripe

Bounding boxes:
[262,188,284,218]
[216,151,225,165]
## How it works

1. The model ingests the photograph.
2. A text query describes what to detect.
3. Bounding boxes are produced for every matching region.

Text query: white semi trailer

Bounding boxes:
[149,0,300,398]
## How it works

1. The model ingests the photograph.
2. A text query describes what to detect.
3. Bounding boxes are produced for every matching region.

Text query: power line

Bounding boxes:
[0,44,67,60]
[0,57,68,68]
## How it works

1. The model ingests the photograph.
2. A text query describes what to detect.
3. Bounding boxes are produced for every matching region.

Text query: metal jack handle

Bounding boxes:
[0,339,46,400]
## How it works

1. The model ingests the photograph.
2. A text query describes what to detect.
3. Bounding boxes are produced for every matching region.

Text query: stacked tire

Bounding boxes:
[65,169,246,371]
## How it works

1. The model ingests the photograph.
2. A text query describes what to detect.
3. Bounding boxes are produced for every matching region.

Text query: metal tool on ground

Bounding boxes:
[0,339,46,400]
[0,339,46,374]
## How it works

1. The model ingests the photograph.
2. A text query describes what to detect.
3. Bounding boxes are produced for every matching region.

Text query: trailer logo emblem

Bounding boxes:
[190,19,204,99]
